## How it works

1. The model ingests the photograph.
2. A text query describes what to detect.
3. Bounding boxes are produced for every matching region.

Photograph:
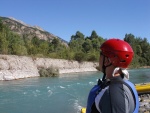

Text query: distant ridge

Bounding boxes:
[0,16,68,45]
[8,17,45,31]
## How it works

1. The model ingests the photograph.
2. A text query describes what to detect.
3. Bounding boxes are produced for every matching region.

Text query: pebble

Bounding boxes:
[139,94,150,113]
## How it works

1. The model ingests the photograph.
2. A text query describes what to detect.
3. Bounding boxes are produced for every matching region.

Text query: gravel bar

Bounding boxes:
[139,93,150,113]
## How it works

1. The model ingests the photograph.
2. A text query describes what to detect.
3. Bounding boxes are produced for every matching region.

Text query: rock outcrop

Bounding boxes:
[0,55,98,80]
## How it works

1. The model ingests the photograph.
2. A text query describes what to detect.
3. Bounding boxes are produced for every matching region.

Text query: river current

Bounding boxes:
[0,68,150,113]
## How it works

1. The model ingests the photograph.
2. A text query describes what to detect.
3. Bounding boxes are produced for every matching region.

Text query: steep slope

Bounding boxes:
[0,16,68,45]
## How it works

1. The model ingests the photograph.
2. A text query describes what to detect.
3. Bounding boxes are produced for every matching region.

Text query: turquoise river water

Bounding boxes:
[0,68,150,113]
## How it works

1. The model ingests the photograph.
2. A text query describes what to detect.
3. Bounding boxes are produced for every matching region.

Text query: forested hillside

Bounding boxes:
[0,18,150,68]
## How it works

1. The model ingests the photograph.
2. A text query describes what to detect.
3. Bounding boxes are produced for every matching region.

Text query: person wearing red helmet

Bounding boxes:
[86,39,139,113]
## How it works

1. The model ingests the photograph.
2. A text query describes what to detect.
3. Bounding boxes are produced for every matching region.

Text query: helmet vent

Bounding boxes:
[120,60,126,62]
[125,54,129,58]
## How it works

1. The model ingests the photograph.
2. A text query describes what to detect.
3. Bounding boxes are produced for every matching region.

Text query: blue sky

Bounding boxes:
[0,0,150,42]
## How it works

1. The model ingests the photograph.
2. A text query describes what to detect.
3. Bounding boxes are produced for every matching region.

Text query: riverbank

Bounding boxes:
[139,94,150,113]
[0,55,98,80]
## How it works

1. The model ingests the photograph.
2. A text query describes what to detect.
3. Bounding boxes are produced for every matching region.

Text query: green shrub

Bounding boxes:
[39,66,59,77]
[74,52,85,62]
[87,54,97,61]
[39,68,49,77]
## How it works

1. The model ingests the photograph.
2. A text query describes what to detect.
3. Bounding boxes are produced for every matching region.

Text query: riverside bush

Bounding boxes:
[74,52,85,62]
[87,54,97,61]
[39,66,59,77]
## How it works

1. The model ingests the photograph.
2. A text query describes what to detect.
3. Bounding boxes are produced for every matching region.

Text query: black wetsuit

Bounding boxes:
[92,76,135,113]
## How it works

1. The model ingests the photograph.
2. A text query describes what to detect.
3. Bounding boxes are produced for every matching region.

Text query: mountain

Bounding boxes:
[0,16,68,46]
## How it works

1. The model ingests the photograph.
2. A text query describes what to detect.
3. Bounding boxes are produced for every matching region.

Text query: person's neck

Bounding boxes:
[106,66,120,79]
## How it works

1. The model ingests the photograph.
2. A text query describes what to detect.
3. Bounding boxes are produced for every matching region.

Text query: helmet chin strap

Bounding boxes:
[102,56,112,81]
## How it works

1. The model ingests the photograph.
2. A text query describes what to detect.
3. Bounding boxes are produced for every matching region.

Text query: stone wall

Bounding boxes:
[0,55,98,80]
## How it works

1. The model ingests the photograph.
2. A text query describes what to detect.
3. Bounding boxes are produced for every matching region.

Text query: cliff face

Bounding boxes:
[0,55,98,80]
[0,55,39,80]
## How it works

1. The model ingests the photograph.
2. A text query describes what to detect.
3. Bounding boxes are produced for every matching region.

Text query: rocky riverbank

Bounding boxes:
[139,94,150,113]
[0,55,98,80]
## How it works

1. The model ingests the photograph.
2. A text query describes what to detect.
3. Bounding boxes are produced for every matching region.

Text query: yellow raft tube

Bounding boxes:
[135,82,150,94]
[81,83,150,113]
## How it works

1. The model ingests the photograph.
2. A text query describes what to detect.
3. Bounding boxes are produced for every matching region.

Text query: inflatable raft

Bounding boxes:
[81,82,150,113]
[135,82,150,94]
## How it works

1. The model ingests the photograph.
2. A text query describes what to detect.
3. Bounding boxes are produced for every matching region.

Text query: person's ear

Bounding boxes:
[104,58,111,66]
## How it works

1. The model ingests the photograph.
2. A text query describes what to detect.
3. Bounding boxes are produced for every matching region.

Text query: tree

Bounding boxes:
[51,38,60,52]
[74,51,85,62]
[82,39,92,52]
[69,31,85,52]
[0,21,9,54]
[90,30,99,39]
[136,45,142,56]
[0,32,9,54]
[38,40,49,55]
[9,34,27,55]
[71,31,84,41]
[91,38,100,51]
[31,36,41,46]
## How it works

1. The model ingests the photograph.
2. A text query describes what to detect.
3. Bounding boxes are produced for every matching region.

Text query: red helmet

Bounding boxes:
[100,39,134,68]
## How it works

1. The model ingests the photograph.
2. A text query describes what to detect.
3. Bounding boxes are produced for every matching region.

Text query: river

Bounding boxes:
[0,68,150,113]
